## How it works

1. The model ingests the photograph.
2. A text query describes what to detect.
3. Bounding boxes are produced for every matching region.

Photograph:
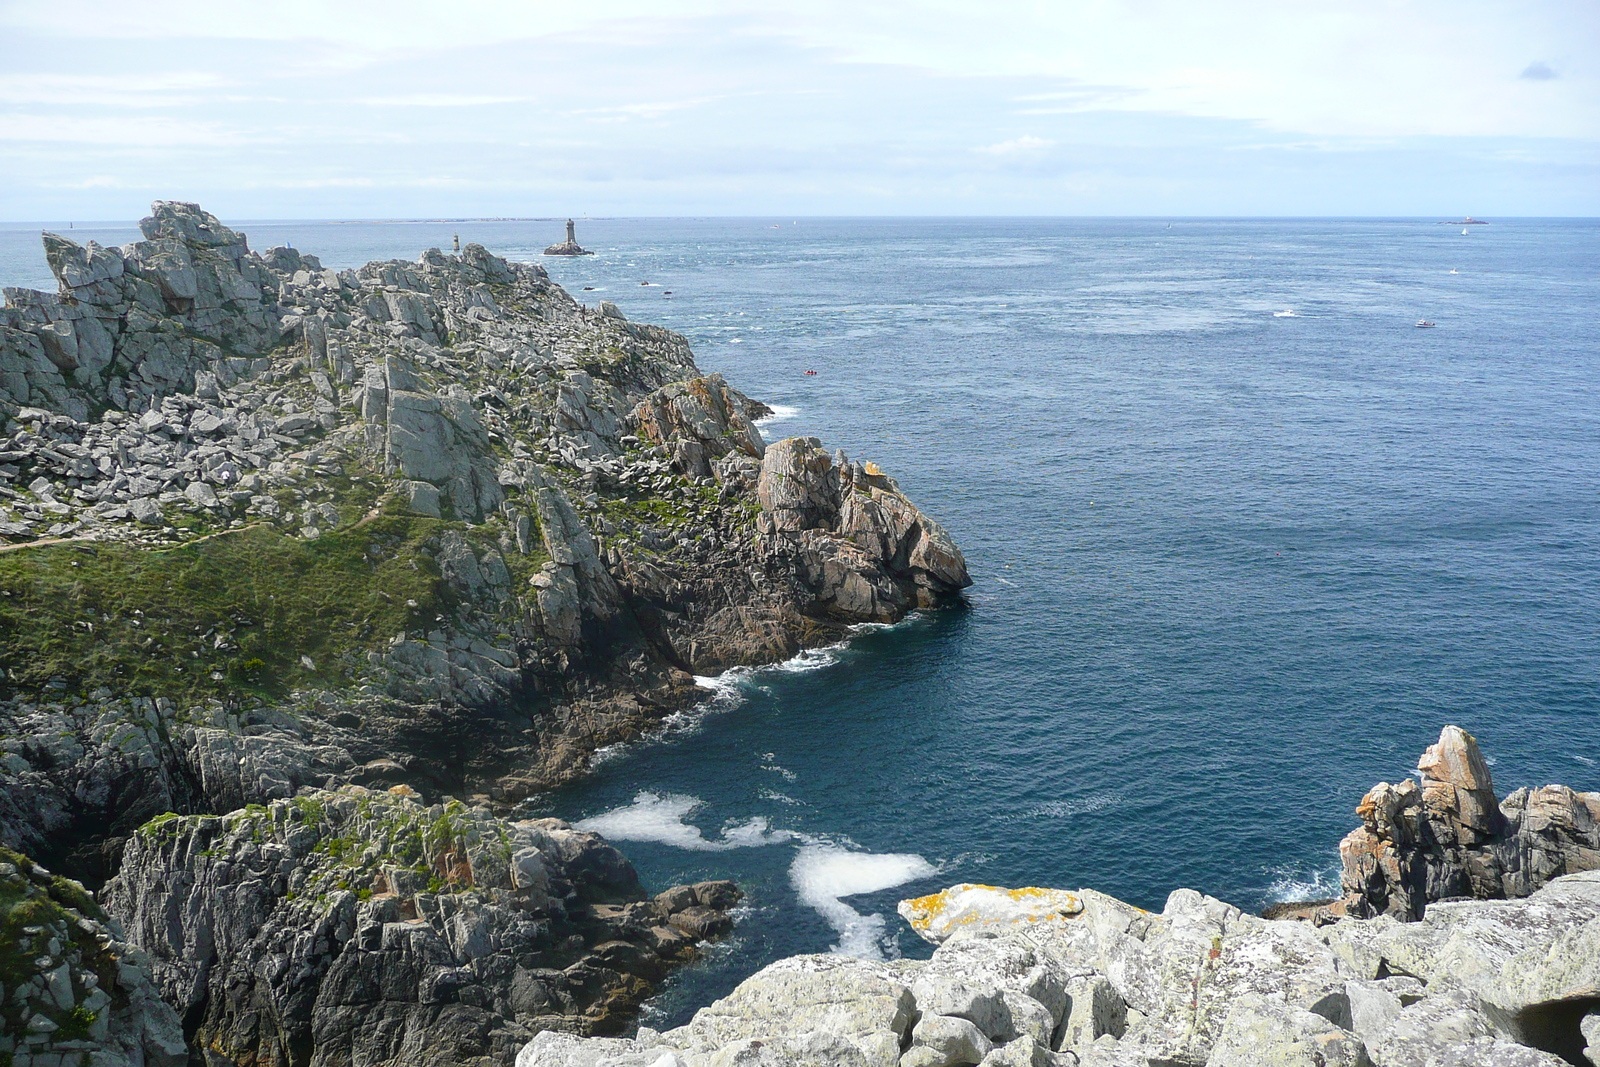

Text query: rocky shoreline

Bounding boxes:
[524,728,1600,1067]
[2,204,1595,1067]
[0,202,970,1066]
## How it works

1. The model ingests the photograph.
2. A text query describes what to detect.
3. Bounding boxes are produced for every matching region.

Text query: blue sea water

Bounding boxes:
[4,216,1598,1026]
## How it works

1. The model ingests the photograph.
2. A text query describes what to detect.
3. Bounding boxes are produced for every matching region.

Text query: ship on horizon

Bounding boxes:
[1440,216,1488,225]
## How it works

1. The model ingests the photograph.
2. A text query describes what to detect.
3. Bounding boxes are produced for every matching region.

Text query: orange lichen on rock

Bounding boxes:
[897,882,1084,943]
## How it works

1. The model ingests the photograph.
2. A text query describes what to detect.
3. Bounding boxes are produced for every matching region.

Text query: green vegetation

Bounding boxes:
[0,845,117,1040]
[0,499,452,702]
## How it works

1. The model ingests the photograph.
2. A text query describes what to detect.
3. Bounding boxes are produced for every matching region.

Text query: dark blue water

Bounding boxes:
[6,217,1598,1026]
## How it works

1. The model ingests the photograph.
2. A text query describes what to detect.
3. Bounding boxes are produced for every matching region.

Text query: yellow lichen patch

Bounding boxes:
[897,883,1083,940]
[863,461,884,476]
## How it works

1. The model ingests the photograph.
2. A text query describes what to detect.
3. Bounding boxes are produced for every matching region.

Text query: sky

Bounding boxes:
[0,0,1596,219]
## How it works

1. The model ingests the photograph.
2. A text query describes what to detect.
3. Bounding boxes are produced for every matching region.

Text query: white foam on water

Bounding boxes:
[789,844,937,959]
[1575,754,1596,766]
[575,792,793,851]
[758,789,803,805]
[755,404,800,426]
[1273,309,1298,318]
[848,611,924,634]
[773,643,845,673]
[1261,863,1342,904]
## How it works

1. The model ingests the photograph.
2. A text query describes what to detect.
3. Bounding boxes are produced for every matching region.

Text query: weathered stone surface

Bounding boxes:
[105,788,739,1067]
[901,884,1085,945]
[1341,726,1600,920]
[683,954,916,1066]
[534,872,1600,1067]
[1204,993,1369,1066]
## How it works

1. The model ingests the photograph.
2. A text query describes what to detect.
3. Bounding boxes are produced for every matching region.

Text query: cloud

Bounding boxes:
[352,94,530,108]
[1520,61,1557,80]
[975,135,1055,155]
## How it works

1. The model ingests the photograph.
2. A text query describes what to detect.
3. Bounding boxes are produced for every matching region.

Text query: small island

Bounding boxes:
[543,218,593,255]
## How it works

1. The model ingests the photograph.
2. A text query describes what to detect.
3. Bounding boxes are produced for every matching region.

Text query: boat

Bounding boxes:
[1441,217,1488,225]
[804,370,818,376]
[1462,229,1470,236]
[1416,320,1436,328]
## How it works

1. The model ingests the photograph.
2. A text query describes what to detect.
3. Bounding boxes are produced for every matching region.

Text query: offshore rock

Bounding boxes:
[0,845,186,1067]
[104,787,739,1067]
[544,220,593,257]
[1340,725,1600,919]
[527,873,1600,1066]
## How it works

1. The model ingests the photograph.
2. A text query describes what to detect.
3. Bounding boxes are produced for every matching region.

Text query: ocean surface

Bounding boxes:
[4,216,1598,1026]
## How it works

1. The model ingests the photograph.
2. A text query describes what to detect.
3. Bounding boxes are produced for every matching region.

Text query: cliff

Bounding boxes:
[0,201,969,884]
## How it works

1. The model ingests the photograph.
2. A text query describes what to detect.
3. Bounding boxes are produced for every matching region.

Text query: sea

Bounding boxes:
[3,215,1597,1027]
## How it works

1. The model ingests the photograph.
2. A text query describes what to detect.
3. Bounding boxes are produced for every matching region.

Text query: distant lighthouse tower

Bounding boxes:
[544,218,593,256]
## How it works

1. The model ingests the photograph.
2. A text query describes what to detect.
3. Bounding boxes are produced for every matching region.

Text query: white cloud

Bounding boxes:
[0,0,1594,217]
[976,135,1055,155]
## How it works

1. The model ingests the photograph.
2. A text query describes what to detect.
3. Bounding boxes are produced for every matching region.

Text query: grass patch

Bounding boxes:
[0,504,452,702]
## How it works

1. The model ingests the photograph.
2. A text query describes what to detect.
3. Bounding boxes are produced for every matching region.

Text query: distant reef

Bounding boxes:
[0,201,970,1065]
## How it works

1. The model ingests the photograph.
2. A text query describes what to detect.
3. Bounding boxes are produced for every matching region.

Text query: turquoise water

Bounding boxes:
[5,216,1598,1026]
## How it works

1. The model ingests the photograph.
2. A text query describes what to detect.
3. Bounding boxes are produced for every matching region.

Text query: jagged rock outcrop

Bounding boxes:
[103,787,740,1067]
[0,846,186,1067]
[527,873,1600,1067]
[1340,726,1600,920]
[0,201,969,891]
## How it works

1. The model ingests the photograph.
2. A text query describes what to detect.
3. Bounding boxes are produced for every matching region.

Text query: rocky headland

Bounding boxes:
[0,202,970,1066]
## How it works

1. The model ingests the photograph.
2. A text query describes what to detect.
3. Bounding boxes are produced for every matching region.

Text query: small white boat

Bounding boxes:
[1462,229,1470,235]
[1416,320,1436,328]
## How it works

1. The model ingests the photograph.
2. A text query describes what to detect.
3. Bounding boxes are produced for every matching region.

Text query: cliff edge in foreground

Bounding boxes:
[529,872,1600,1067]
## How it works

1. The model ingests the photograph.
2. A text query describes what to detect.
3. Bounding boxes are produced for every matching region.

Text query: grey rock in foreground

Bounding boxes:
[0,845,186,1067]
[522,871,1600,1067]
[104,786,740,1067]
[1341,725,1600,920]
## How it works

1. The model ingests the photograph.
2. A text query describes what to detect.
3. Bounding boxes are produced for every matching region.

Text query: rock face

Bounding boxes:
[0,846,186,1067]
[102,786,740,1067]
[1340,726,1600,920]
[523,873,1600,1067]
[0,201,968,886]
